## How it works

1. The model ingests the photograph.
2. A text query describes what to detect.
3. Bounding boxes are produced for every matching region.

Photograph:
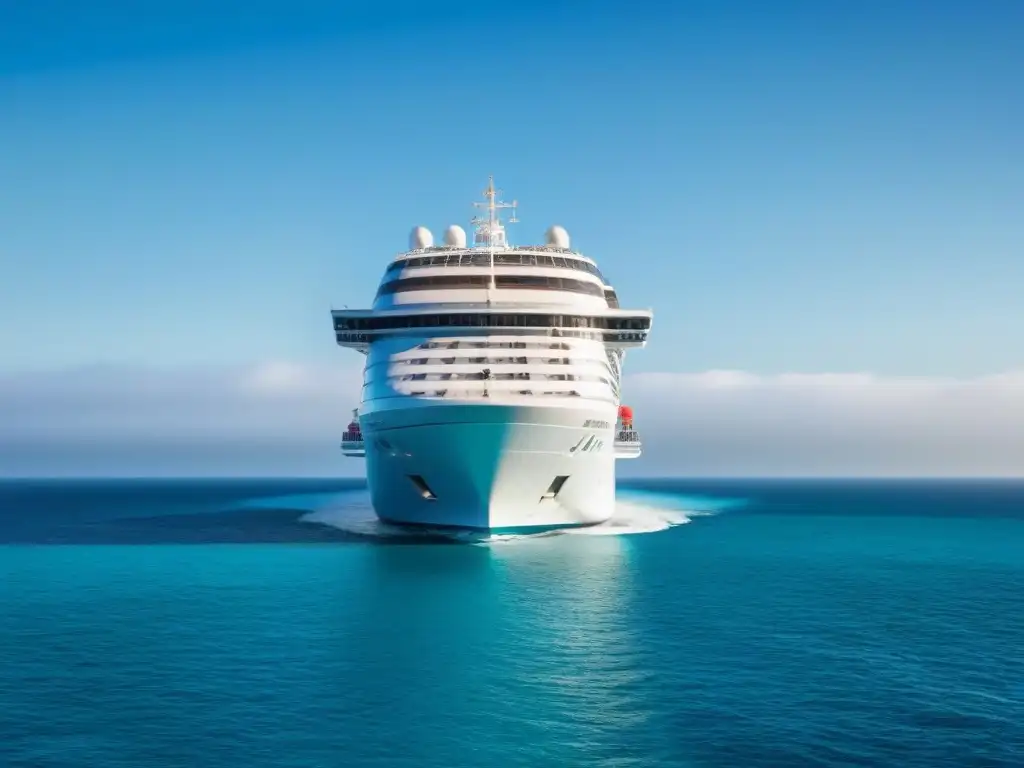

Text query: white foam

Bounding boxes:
[294,489,698,545]
[298,493,392,537]
[565,497,690,536]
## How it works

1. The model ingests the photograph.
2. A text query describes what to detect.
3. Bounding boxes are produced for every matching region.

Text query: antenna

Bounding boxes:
[471,175,517,247]
[470,176,518,298]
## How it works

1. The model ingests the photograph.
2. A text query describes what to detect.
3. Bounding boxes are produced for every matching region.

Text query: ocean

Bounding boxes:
[1,478,1022,767]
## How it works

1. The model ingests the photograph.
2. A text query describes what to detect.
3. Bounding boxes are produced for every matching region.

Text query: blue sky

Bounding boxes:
[1,0,1023,475]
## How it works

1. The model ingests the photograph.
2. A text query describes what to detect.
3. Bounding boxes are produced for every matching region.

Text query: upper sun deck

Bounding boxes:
[383,245,606,280]
[330,176,651,347]
[372,178,619,311]
[391,243,598,265]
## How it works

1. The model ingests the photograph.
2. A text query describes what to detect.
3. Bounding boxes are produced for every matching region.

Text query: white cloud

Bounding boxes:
[0,361,361,442]
[625,370,1024,476]
[1,362,1022,477]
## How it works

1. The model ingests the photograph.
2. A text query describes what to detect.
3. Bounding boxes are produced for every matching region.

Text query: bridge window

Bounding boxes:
[375,274,605,299]
[334,313,650,333]
[384,251,606,281]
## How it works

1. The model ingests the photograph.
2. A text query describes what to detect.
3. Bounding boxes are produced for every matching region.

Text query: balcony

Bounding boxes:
[614,429,642,459]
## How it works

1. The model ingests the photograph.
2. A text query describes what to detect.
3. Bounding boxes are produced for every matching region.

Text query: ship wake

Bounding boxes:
[292,489,699,544]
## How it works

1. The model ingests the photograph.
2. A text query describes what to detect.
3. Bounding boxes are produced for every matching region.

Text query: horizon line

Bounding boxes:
[3,476,1024,483]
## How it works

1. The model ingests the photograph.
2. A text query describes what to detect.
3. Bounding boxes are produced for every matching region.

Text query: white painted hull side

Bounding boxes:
[361,402,617,531]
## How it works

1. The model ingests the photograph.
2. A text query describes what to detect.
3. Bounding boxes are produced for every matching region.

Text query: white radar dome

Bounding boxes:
[545,225,570,249]
[443,224,467,247]
[410,226,433,250]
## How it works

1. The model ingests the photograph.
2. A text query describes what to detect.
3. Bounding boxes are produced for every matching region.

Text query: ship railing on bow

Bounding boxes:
[340,428,365,458]
[614,429,642,459]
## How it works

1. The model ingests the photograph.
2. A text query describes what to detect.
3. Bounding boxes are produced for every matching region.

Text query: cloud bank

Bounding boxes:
[1,362,1022,477]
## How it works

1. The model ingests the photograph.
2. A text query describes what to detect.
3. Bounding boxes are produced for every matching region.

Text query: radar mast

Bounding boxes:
[471,176,517,298]
[471,175,517,248]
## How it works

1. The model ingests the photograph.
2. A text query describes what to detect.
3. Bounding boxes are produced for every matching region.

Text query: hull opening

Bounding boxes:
[541,475,570,500]
[408,474,437,500]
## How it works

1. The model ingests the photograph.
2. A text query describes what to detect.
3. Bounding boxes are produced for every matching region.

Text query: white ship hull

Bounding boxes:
[330,178,652,531]
[362,402,616,531]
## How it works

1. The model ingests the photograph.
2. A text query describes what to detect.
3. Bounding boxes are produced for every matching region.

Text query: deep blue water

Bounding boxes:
[1,478,1023,767]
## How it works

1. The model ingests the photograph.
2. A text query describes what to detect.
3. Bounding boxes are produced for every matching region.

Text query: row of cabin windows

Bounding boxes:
[366,353,618,378]
[386,252,606,281]
[334,313,650,332]
[419,340,573,350]
[396,372,613,385]
[375,274,605,299]
[404,389,595,399]
[382,357,618,381]
[401,356,572,366]
[372,357,617,378]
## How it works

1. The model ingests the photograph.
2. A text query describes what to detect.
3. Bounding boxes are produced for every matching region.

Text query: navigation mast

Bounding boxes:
[471,176,518,294]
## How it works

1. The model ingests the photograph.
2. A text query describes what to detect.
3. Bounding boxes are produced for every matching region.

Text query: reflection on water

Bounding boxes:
[327,531,656,765]
[487,536,654,762]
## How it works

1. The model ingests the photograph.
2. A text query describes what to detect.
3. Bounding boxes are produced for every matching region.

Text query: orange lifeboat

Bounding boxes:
[618,404,634,430]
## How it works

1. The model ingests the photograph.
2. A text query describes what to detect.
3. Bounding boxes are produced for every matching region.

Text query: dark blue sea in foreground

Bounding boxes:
[1,478,1023,767]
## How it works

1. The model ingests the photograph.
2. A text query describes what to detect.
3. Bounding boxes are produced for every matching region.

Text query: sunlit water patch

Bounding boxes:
[616,486,749,516]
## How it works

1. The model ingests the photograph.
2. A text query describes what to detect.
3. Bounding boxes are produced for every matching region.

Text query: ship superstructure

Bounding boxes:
[331,178,652,531]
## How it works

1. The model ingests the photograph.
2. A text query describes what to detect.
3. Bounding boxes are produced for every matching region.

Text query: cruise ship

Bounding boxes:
[332,178,652,531]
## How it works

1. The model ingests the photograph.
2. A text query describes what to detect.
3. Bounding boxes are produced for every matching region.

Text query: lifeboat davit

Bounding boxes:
[614,404,641,459]
[340,408,365,457]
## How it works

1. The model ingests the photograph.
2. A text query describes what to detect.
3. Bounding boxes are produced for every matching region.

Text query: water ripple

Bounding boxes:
[1,480,1022,767]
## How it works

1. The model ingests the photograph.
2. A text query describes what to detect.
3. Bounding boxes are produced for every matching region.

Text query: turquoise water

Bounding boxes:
[1,479,1023,766]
